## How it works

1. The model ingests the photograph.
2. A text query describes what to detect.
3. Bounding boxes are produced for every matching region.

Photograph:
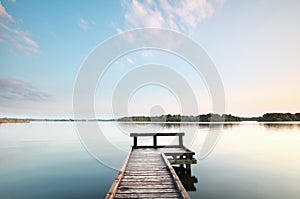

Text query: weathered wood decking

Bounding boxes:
[106,133,196,199]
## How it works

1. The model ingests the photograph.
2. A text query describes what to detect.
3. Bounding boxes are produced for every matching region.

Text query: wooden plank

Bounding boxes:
[118,184,175,189]
[126,166,166,170]
[129,159,162,161]
[126,165,164,168]
[125,170,169,175]
[121,179,174,183]
[105,147,133,199]
[162,153,191,199]
[120,181,175,185]
[162,152,195,157]
[131,154,160,156]
[131,152,159,154]
[125,170,169,173]
[169,158,197,165]
[130,155,161,157]
[130,132,184,137]
[126,163,165,166]
[127,162,165,165]
[122,173,172,178]
[126,165,166,168]
[159,146,194,152]
[131,154,161,156]
[121,179,176,184]
[130,156,161,158]
[123,174,171,178]
[127,159,164,162]
[122,172,170,177]
[122,177,173,181]
[114,192,180,198]
[127,162,163,164]
[129,158,161,160]
[128,159,162,161]
[117,188,178,194]
[125,168,168,171]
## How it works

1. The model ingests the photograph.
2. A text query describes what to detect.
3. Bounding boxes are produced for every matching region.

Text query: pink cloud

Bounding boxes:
[121,0,224,34]
[0,1,14,22]
[78,17,96,31]
[23,35,39,48]
[0,77,51,101]
[0,28,39,54]
[0,3,39,55]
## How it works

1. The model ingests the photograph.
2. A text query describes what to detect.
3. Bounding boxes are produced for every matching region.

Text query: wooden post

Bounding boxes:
[133,136,137,148]
[153,135,157,149]
[186,164,191,176]
[179,135,183,147]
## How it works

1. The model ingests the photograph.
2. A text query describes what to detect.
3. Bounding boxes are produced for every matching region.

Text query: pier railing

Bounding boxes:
[130,132,184,149]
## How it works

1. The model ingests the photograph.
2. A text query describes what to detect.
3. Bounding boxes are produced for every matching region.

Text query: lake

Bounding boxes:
[0,122,300,199]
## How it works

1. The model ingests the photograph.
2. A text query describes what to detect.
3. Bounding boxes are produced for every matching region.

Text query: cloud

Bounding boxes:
[140,50,154,58]
[126,57,134,64]
[23,35,38,48]
[78,18,88,31]
[8,0,16,3]
[0,2,39,54]
[120,0,224,34]
[0,78,51,101]
[0,1,13,22]
[78,17,96,31]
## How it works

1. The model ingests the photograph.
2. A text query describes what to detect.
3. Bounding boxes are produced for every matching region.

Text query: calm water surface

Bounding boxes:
[0,122,299,199]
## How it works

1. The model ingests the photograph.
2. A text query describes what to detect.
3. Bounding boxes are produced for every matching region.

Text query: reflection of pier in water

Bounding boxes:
[162,144,198,192]
[173,164,198,191]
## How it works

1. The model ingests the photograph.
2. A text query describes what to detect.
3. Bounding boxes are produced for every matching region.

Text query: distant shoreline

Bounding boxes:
[0,119,30,124]
[1,113,300,123]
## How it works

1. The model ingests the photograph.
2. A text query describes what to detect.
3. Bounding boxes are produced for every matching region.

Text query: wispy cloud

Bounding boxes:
[120,0,224,34]
[0,1,13,22]
[0,78,51,101]
[126,57,134,64]
[0,1,39,54]
[140,50,154,58]
[78,18,88,31]
[78,17,96,31]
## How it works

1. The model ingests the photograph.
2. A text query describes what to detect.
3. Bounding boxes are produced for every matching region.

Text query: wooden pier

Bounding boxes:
[106,133,197,199]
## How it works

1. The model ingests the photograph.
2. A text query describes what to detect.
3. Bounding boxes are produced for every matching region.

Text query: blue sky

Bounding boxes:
[0,0,300,118]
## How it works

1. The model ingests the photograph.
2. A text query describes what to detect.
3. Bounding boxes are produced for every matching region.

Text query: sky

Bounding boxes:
[0,0,300,118]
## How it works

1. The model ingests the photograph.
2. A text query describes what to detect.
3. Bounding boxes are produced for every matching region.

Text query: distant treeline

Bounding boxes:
[0,118,114,123]
[118,114,242,122]
[1,113,300,123]
[0,118,30,124]
[118,113,300,122]
[257,113,300,122]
